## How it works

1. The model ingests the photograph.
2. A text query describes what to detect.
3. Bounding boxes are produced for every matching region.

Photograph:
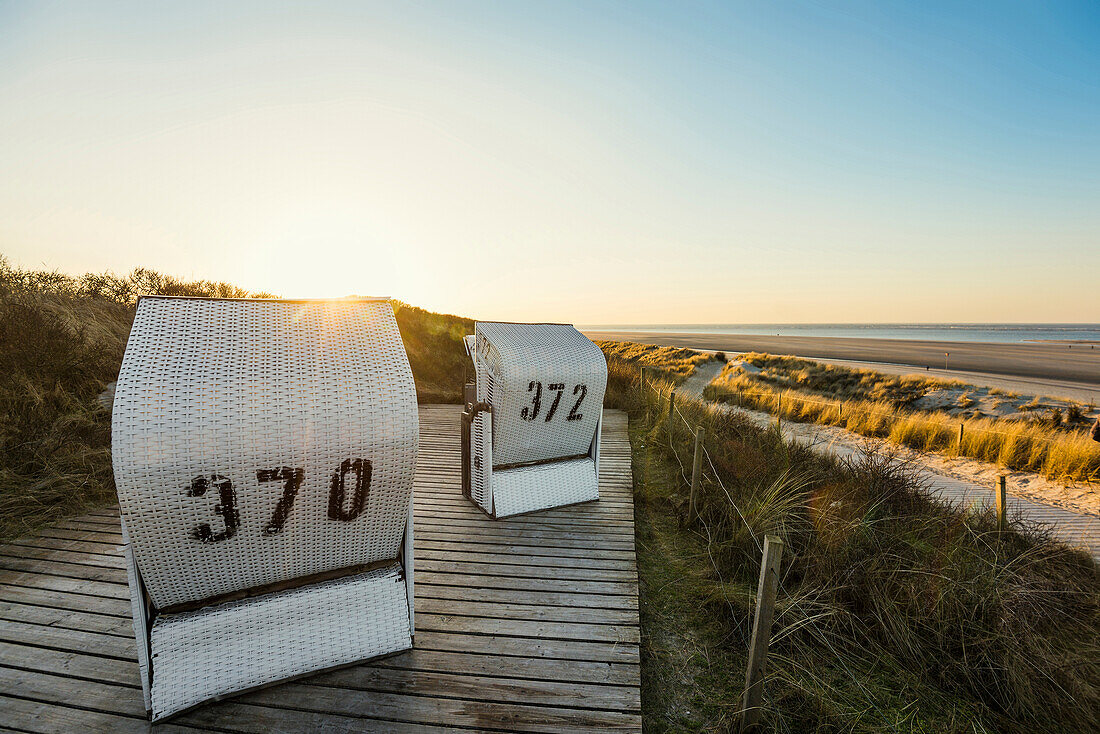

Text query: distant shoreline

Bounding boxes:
[578,324,1100,345]
[583,330,1100,387]
[1026,339,1100,345]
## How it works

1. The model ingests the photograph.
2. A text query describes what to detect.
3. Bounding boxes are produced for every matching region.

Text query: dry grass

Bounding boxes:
[729,351,952,404]
[392,301,473,403]
[607,356,1100,732]
[707,361,1100,483]
[596,339,714,384]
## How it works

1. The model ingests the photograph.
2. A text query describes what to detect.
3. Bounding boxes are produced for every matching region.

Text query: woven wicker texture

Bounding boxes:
[491,458,600,518]
[112,296,419,609]
[474,322,607,467]
[149,562,411,721]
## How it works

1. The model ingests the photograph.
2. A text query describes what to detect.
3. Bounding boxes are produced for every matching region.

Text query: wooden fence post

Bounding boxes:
[957,423,964,451]
[837,401,843,423]
[668,391,676,435]
[996,475,1007,532]
[740,535,784,733]
[738,390,743,408]
[687,426,704,523]
[776,392,782,431]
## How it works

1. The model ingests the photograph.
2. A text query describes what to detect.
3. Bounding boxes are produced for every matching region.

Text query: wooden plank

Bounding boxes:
[0,618,137,660]
[413,570,638,598]
[0,670,457,734]
[413,596,639,625]
[236,681,642,734]
[374,648,639,686]
[0,695,196,734]
[416,557,637,582]
[0,583,131,617]
[414,582,638,610]
[414,611,640,645]
[0,571,128,601]
[0,639,136,686]
[0,544,125,570]
[0,599,134,637]
[310,665,641,712]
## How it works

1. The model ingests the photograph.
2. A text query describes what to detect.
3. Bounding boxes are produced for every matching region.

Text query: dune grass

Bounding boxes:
[606,357,1100,732]
[596,339,715,384]
[0,259,472,540]
[392,301,473,403]
[706,362,1100,483]
[728,351,1096,424]
[728,351,953,403]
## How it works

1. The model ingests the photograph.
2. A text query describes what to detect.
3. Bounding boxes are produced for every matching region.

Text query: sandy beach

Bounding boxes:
[584,331,1100,388]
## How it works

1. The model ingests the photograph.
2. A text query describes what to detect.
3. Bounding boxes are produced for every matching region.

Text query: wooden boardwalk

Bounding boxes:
[0,405,641,732]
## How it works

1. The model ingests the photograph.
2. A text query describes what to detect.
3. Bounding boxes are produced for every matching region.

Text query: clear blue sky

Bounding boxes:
[2,1,1098,322]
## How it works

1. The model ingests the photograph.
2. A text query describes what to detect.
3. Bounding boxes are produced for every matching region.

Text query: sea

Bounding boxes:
[578,324,1100,344]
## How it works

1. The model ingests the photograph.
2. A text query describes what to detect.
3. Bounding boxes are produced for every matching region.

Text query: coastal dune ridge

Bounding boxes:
[583,331,1100,387]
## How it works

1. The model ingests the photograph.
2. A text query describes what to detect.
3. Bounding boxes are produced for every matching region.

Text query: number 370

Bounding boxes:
[184,458,371,544]
[520,382,587,423]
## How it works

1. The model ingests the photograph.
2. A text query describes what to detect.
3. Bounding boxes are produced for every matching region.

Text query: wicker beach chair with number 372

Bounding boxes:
[111,296,419,721]
[462,322,607,519]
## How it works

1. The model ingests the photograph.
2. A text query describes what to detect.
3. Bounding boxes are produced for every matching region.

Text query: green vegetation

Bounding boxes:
[605,357,1100,732]
[705,353,1100,483]
[392,301,473,403]
[0,259,471,540]
[596,339,715,383]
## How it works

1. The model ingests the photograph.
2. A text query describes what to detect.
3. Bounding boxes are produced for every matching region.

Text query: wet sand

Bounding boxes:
[584,331,1100,387]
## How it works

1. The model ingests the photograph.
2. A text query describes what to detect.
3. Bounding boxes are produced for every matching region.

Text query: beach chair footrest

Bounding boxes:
[149,561,411,721]
[491,457,599,518]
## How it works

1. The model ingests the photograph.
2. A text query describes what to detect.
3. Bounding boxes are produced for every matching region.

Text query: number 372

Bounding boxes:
[520,382,587,423]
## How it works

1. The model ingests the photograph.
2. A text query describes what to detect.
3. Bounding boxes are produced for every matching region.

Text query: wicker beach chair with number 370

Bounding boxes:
[462,322,607,519]
[111,296,419,721]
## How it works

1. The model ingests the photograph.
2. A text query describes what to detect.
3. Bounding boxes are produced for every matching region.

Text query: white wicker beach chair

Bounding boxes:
[462,322,607,518]
[111,296,418,721]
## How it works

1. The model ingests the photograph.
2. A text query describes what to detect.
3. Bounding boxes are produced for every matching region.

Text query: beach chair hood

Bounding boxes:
[474,322,607,467]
